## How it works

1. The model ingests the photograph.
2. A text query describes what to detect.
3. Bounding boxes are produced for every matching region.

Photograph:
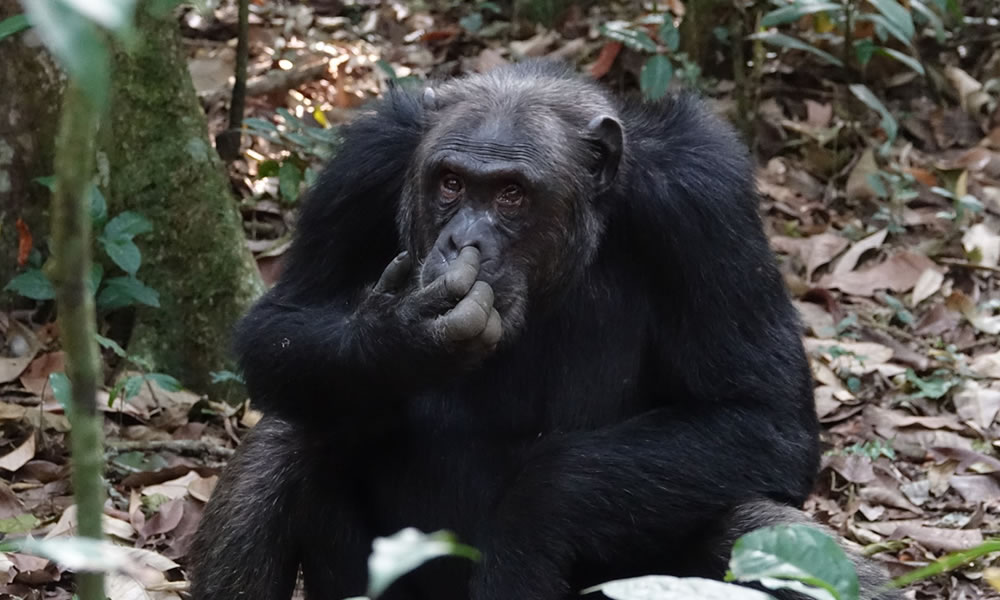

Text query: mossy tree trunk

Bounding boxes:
[103,8,263,397]
[0,0,62,288]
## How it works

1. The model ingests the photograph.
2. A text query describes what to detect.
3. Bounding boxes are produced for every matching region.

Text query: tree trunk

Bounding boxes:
[103,8,263,398]
[0,1,62,287]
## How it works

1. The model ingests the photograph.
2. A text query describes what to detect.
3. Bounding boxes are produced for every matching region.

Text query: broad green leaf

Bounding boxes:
[257,159,281,178]
[100,237,141,275]
[640,55,673,101]
[910,0,945,41]
[728,524,859,600]
[659,19,680,52]
[0,14,31,41]
[279,161,304,204]
[21,0,110,109]
[103,211,152,240]
[49,372,71,412]
[905,368,956,399]
[857,13,914,48]
[97,276,160,310]
[33,175,56,190]
[848,83,898,155]
[89,184,108,226]
[61,0,137,31]
[0,513,41,535]
[145,373,183,392]
[600,23,657,53]
[458,12,483,32]
[876,47,924,75]
[585,576,775,600]
[748,32,844,67]
[853,39,877,66]
[761,2,843,27]
[112,450,169,472]
[95,333,128,358]
[4,269,55,300]
[866,0,915,39]
[89,262,104,295]
[367,529,480,598]
[14,536,175,576]
[122,374,143,401]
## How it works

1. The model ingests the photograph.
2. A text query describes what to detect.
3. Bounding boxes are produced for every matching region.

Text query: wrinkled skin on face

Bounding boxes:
[386,83,624,354]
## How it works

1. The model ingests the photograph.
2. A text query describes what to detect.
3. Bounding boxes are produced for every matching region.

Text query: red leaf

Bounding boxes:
[15,218,32,267]
[589,41,623,79]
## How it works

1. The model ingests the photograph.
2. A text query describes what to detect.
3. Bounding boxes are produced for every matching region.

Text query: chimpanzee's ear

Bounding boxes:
[587,115,623,191]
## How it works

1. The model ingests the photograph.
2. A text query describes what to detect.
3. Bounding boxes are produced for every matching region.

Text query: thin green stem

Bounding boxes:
[51,81,105,600]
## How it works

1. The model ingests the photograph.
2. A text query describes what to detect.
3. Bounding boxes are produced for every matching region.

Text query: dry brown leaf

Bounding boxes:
[45,505,136,540]
[139,498,185,539]
[772,233,849,280]
[953,381,1000,428]
[891,523,984,553]
[947,290,1000,334]
[188,474,218,503]
[971,351,1000,378]
[0,402,27,421]
[820,251,938,297]
[804,100,833,128]
[949,474,1000,503]
[845,148,880,203]
[824,454,875,483]
[832,228,888,275]
[0,434,36,472]
[910,268,944,306]
[142,471,202,501]
[794,301,836,337]
[804,338,894,375]
[962,222,1000,267]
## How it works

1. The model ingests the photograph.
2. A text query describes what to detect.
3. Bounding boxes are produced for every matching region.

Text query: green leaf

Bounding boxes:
[459,12,483,32]
[145,373,183,392]
[89,262,104,295]
[367,529,480,598]
[279,160,304,204]
[122,374,143,401]
[658,19,680,52]
[49,372,72,412]
[748,32,844,67]
[100,237,141,275]
[210,370,245,384]
[848,83,898,155]
[61,0,137,31]
[4,269,55,300]
[97,276,160,310]
[853,39,877,66]
[640,55,673,101]
[0,14,31,41]
[89,184,108,226]
[600,23,657,53]
[33,175,56,190]
[21,0,110,109]
[103,211,152,240]
[761,2,843,27]
[728,524,859,600]
[857,13,914,48]
[910,0,945,41]
[0,513,41,535]
[876,47,924,75]
[257,159,281,178]
[585,575,775,600]
[905,368,956,399]
[866,0,915,40]
[95,333,128,358]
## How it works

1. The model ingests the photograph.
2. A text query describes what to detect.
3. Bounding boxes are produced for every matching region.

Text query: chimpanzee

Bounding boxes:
[189,60,899,600]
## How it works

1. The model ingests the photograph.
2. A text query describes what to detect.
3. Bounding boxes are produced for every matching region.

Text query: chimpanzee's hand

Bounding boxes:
[364,247,502,361]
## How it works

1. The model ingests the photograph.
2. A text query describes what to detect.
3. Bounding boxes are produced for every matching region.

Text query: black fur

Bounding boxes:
[189,61,896,600]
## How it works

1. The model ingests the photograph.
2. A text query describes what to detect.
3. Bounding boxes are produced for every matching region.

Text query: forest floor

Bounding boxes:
[1,1,999,599]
